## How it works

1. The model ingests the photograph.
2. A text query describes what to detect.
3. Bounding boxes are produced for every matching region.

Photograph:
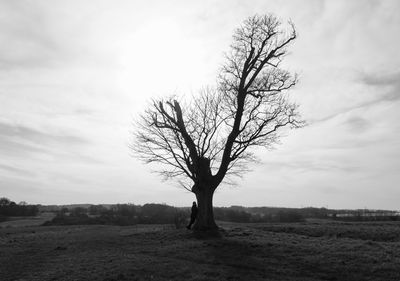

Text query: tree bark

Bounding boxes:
[193,185,218,231]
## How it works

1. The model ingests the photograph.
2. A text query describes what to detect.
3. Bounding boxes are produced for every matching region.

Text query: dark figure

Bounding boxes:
[187,201,198,229]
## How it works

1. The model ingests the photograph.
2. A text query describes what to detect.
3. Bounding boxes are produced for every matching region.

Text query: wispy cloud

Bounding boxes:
[0,120,95,164]
[308,70,400,125]
[343,116,371,133]
[0,163,35,177]
[360,70,400,101]
[0,136,48,157]
[0,1,63,70]
[261,158,360,174]
[0,121,89,146]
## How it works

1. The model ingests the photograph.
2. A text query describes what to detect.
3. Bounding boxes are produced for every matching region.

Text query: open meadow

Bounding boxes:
[1,220,400,281]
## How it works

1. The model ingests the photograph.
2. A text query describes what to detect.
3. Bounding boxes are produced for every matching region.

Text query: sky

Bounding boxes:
[0,0,399,209]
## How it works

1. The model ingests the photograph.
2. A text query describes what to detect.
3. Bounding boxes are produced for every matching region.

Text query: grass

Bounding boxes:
[1,220,400,280]
[0,212,55,228]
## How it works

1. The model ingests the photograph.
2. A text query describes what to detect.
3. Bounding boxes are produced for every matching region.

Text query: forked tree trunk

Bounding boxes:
[193,186,218,231]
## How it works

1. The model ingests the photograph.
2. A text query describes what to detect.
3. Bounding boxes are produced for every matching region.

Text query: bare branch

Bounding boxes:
[132,14,303,191]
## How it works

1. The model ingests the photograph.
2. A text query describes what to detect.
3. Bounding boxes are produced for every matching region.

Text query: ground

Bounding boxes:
[1,219,400,281]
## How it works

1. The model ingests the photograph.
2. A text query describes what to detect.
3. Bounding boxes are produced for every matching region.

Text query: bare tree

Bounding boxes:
[132,14,304,230]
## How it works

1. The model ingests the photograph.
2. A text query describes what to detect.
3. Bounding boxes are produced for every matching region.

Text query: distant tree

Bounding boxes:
[0,198,38,216]
[139,204,176,224]
[60,207,69,215]
[88,205,108,215]
[114,204,137,218]
[133,14,303,230]
[0,197,12,206]
[71,207,87,217]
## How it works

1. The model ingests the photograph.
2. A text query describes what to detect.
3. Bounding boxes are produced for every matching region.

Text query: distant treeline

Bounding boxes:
[42,203,400,227]
[214,207,305,223]
[44,204,188,227]
[4,198,398,226]
[0,197,39,222]
[224,206,400,222]
[44,203,310,226]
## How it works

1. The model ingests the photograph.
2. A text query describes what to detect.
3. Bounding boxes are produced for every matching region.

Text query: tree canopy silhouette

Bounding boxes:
[132,14,304,230]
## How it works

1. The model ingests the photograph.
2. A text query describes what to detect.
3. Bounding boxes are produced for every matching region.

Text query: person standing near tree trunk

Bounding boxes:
[186,202,198,229]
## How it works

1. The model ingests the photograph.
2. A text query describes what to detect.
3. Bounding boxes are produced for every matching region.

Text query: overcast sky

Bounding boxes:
[1,0,399,209]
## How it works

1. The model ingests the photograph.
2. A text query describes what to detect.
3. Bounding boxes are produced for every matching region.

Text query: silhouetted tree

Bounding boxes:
[71,207,87,217]
[0,197,12,206]
[0,198,38,217]
[133,14,303,230]
[88,204,108,215]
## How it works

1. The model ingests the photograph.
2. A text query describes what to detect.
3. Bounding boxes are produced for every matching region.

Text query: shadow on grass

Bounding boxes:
[190,228,225,239]
[185,227,271,280]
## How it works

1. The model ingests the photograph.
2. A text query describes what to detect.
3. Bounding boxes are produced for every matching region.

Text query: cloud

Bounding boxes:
[0,1,115,71]
[360,70,400,101]
[0,137,48,157]
[0,163,35,177]
[344,116,370,133]
[362,71,400,86]
[0,177,43,195]
[261,158,359,174]
[309,70,400,125]
[0,1,63,70]
[0,120,105,167]
[0,121,89,146]
[0,120,92,161]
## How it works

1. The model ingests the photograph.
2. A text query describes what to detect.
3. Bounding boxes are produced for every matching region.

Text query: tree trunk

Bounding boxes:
[193,186,218,231]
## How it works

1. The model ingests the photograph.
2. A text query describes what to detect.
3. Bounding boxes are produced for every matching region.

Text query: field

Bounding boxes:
[1,220,400,281]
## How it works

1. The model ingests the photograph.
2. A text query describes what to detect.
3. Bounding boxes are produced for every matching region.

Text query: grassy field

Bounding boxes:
[1,220,400,281]
[0,213,55,228]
